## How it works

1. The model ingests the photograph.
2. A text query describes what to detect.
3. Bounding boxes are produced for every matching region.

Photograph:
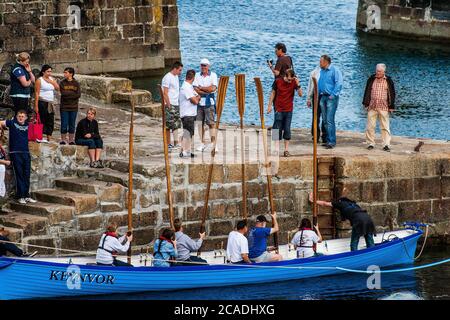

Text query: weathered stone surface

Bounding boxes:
[387,179,414,202]
[398,200,432,223]
[106,212,139,228]
[25,237,56,255]
[431,198,450,223]
[133,227,155,246]
[78,214,103,231]
[0,213,48,236]
[0,226,22,243]
[101,202,124,213]
[10,202,75,225]
[413,177,442,200]
[32,189,98,215]
[208,220,234,237]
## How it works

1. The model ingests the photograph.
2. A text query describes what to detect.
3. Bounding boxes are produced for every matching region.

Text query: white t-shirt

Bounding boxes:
[179,81,198,118]
[291,229,319,258]
[161,72,180,106]
[226,231,249,263]
[193,71,218,106]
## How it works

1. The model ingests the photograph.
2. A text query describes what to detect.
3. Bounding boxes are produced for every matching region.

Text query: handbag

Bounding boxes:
[28,113,43,141]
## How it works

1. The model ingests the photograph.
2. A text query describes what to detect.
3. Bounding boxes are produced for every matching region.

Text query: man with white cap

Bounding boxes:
[193,58,218,152]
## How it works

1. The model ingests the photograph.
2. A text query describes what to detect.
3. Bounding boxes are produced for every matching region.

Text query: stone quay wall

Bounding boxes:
[0,0,181,76]
[2,147,449,256]
[357,0,450,43]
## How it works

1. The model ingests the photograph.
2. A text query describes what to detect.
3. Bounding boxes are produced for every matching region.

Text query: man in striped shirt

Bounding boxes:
[362,64,396,152]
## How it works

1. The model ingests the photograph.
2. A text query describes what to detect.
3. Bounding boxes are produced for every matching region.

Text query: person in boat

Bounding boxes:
[173,218,207,266]
[291,218,323,258]
[0,227,36,257]
[96,223,133,267]
[310,192,376,251]
[248,214,283,262]
[226,220,252,264]
[153,228,178,267]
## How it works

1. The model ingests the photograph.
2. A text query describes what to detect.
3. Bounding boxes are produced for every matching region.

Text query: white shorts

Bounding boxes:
[251,251,276,263]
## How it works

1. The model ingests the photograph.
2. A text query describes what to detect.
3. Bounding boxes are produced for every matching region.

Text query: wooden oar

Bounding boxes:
[197,76,230,256]
[235,74,247,220]
[158,85,175,230]
[312,78,319,227]
[254,77,279,253]
[127,96,135,264]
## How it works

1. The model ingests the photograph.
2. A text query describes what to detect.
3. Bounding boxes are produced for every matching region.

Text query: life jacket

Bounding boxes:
[97,232,119,256]
[153,236,176,262]
[297,228,317,252]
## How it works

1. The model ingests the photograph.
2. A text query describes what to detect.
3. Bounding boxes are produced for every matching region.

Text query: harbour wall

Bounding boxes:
[357,0,450,43]
[0,0,180,76]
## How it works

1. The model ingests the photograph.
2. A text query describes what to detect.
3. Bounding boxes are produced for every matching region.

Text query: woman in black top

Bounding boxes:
[75,107,104,168]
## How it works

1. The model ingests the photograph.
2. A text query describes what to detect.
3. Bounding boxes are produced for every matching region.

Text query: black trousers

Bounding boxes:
[0,235,24,257]
[310,95,327,143]
[38,101,55,136]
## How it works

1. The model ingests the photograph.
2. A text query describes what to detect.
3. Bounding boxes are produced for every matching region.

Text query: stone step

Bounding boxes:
[55,177,124,202]
[112,89,152,107]
[0,225,23,242]
[100,202,124,213]
[0,213,48,237]
[135,102,162,118]
[10,201,75,224]
[105,159,166,179]
[32,189,99,215]
[76,167,147,189]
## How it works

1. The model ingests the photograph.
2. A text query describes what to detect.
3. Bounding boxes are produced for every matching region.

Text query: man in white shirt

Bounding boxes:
[179,69,201,158]
[306,65,326,144]
[226,220,252,264]
[193,58,218,152]
[161,61,183,150]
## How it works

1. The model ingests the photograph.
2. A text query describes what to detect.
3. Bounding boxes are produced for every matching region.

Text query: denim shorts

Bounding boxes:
[272,111,293,141]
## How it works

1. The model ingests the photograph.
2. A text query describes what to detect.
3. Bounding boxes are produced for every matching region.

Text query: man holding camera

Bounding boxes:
[267,43,294,79]
[267,69,302,157]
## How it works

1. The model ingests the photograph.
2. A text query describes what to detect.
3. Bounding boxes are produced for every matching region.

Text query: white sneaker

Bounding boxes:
[196,144,207,152]
[37,138,49,143]
[18,198,27,204]
[25,197,37,203]
[209,144,219,153]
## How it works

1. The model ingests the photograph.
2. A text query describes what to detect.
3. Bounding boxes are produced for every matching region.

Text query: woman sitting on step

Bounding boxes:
[75,107,104,168]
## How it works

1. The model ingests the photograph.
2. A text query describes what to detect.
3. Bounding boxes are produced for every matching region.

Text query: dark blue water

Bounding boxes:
[175,0,450,140]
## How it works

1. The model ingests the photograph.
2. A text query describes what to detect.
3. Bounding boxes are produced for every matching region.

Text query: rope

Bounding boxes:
[414,225,428,260]
[0,239,97,256]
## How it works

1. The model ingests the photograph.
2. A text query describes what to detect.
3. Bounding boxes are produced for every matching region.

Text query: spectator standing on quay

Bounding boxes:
[179,69,201,158]
[34,64,59,143]
[0,111,37,204]
[59,67,81,145]
[193,58,218,152]
[0,143,10,198]
[318,55,343,149]
[161,61,183,150]
[267,69,303,157]
[75,107,104,168]
[9,52,35,117]
[306,64,326,143]
[267,43,294,79]
[363,63,396,152]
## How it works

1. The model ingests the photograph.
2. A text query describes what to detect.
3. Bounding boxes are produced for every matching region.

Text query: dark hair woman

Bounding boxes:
[153,228,178,267]
[59,67,81,145]
[291,218,322,258]
[34,64,59,142]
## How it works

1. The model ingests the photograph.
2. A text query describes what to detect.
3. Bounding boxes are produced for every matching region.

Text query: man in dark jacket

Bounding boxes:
[310,192,376,251]
[363,63,396,152]
[0,227,36,257]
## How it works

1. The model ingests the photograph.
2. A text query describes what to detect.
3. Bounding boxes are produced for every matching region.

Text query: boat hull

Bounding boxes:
[0,230,421,300]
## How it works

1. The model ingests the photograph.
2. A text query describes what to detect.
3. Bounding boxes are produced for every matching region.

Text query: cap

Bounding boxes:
[256,215,268,223]
[200,58,210,66]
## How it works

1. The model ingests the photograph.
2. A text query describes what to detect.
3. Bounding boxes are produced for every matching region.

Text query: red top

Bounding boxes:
[273,78,299,112]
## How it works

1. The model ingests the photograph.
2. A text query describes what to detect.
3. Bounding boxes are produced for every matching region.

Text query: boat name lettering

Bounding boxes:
[49,270,115,284]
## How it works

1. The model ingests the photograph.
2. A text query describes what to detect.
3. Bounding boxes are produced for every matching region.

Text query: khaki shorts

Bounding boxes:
[165,104,182,130]
[251,251,277,263]
[196,105,215,126]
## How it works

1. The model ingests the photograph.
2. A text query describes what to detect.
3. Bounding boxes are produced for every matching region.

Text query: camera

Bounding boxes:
[267,59,273,65]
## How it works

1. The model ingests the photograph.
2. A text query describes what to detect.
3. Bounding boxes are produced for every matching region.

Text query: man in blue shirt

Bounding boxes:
[248,214,282,263]
[317,55,343,149]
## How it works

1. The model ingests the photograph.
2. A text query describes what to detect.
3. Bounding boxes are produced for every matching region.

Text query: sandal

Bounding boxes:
[284,151,290,157]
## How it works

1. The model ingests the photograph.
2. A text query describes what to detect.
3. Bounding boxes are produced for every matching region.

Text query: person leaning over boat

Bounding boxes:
[226,220,252,264]
[0,227,36,257]
[96,223,133,267]
[172,218,207,266]
[291,218,323,258]
[153,228,178,267]
[248,214,283,262]
[306,64,326,144]
[310,192,376,251]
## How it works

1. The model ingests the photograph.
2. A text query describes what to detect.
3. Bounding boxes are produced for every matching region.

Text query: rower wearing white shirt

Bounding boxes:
[193,58,218,152]
[96,223,133,267]
[291,218,323,259]
[226,220,252,264]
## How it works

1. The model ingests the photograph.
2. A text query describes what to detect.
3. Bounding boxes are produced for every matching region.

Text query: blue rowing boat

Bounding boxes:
[0,227,422,300]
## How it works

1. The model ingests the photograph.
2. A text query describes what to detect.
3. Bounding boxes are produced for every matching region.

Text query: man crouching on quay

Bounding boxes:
[173,218,207,266]
[96,223,133,267]
[309,191,376,251]
[248,214,283,262]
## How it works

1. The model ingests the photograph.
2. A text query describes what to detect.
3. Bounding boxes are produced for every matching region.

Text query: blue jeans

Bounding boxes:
[10,152,31,199]
[60,111,78,134]
[319,95,339,146]
[272,111,293,141]
[76,138,103,149]
[350,230,375,251]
